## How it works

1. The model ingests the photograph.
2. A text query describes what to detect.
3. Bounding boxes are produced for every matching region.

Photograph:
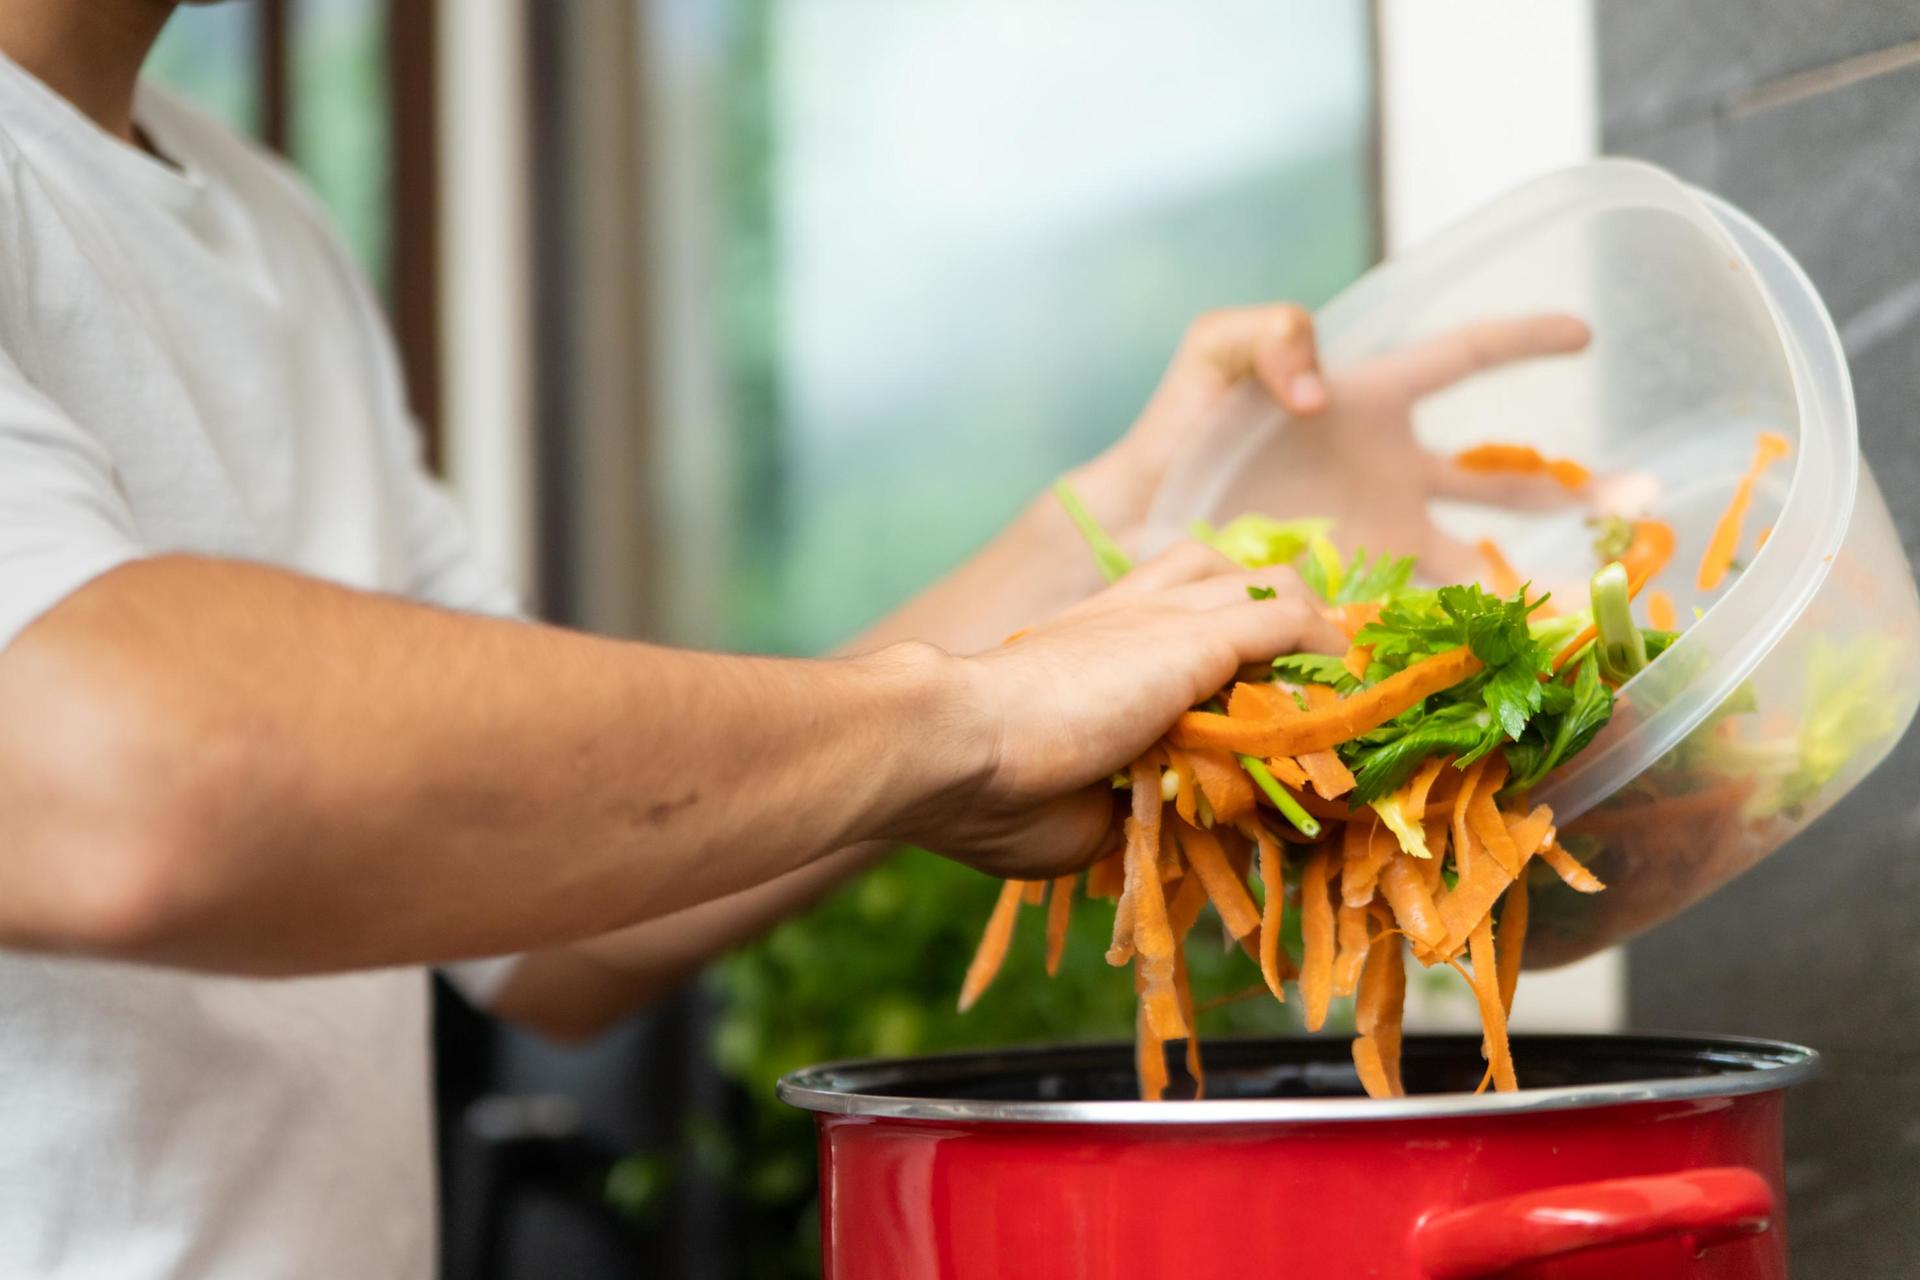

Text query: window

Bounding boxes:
[146,2,261,135]
[147,0,392,288]
[698,0,1379,654]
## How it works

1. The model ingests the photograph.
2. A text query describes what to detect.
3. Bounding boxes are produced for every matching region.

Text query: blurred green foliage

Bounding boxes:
[710,847,1305,1277]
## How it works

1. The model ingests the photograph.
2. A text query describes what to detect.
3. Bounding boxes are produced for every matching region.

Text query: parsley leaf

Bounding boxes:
[1300,541,1417,606]
[1335,550,1417,604]
[1355,591,1454,661]
[1483,656,1547,741]
[1436,584,1535,668]
[1271,653,1360,692]
[1507,650,1613,791]
[1246,584,1278,601]
[1300,539,1337,601]
[1346,703,1499,803]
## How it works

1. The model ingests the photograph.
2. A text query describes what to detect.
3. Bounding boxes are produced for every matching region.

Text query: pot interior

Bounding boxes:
[780,1033,1818,1122]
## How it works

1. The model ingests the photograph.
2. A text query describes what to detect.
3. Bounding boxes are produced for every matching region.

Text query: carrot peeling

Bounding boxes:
[1467,916,1518,1092]
[1455,442,1590,490]
[1300,849,1335,1032]
[1297,749,1356,800]
[1177,822,1263,940]
[1187,748,1257,823]
[1378,854,1448,953]
[1254,826,1288,1001]
[1044,874,1076,976]
[1171,646,1483,757]
[1698,431,1791,591]
[1333,901,1371,998]
[1538,840,1606,893]
[1496,876,1528,1016]
[959,879,1027,1011]
[1646,590,1677,632]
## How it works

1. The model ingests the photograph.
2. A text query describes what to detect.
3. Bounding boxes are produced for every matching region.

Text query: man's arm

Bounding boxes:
[488,841,889,1041]
[0,549,1331,976]
[485,305,1334,1035]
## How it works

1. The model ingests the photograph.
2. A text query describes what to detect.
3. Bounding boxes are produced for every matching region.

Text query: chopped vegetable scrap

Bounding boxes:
[964,427,1843,1103]
[1698,432,1791,591]
[1454,442,1591,490]
[961,502,1641,1101]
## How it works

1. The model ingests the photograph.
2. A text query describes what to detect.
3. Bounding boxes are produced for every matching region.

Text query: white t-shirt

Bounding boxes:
[0,59,518,1279]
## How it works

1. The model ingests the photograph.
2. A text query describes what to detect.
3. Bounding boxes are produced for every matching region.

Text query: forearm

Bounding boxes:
[846,483,1111,656]
[0,556,983,974]
[490,841,893,1041]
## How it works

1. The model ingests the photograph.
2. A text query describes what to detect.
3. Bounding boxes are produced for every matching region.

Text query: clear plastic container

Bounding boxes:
[1140,160,1920,964]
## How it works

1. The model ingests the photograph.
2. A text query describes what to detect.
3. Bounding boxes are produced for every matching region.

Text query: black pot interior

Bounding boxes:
[807,1034,1815,1104]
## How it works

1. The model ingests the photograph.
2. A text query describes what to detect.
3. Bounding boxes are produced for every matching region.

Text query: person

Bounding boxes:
[0,2,1590,1275]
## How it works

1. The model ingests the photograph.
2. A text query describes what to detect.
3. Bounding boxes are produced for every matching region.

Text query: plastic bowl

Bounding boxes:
[1140,160,1920,964]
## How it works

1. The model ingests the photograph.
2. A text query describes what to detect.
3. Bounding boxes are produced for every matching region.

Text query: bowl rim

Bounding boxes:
[776,1031,1820,1126]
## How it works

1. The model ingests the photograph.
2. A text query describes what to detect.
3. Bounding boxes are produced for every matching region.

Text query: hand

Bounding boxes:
[856,306,1590,658]
[1063,302,1329,574]
[1071,307,1595,585]
[906,541,1345,878]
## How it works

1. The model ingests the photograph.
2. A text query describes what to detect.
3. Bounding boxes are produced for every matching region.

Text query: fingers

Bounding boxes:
[1151,565,1314,614]
[1100,538,1238,598]
[1210,593,1349,664]
[1384,314,1590,399]
[1105,560,1341,652]
[951,787,1119,879]
[1184,303,1326,416]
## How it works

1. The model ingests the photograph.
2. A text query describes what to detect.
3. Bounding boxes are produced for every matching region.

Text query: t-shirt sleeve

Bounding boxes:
[397,445,522,620]
[0,346,145,654]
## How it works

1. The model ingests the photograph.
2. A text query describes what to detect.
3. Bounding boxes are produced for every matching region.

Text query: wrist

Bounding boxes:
[1058,448,1153,551]
[850,640,998,846]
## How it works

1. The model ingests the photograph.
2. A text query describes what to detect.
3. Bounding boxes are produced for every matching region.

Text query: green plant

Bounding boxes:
[705,847,1299,1275]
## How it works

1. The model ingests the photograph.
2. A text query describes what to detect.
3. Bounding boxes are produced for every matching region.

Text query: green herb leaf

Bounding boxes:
[1270,653,1357,689]
[1483,655,1547,741]
[1507,649,1612,791]
[1355,591,1454,661]
[1247,584,1278,601]
[1052,480,1133,584]
[1335,550,1417,604]
[1199,514,1330,569]
[1300,536,1338,601]
[1345,703,1498,803]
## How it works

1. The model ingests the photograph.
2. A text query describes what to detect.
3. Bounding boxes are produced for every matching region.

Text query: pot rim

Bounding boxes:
[776,1032,1820,1126]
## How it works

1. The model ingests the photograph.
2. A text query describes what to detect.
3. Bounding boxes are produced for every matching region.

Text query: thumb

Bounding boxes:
[1187,303,1326,416]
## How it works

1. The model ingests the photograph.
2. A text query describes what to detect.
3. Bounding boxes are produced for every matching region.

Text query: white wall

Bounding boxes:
[1377,0,1599,250]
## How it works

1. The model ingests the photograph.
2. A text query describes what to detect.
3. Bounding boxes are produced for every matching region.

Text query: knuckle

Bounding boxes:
[1267,303,1311,339]
[1184,308,1235,346]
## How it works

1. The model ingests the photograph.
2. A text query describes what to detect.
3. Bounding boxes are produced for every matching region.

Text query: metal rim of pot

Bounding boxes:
[777,1032,1820,1126]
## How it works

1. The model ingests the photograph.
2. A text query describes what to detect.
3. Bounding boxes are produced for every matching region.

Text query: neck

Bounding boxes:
[0,1,176,143]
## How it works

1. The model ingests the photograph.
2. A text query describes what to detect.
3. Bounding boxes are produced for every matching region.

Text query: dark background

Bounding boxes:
[1596,3,1920,1276]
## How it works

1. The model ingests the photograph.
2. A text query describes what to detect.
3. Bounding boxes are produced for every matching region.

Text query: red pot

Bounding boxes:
[778,1034,1817,1279]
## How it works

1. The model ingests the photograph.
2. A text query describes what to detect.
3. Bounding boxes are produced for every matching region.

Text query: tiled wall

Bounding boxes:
[1597,6,1920,1275]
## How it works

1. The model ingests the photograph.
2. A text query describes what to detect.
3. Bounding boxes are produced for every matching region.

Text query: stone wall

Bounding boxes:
[1598,6,1920,1275]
